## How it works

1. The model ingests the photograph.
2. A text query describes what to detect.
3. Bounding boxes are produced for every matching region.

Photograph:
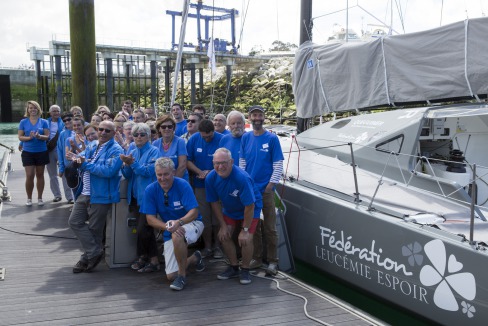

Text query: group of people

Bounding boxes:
[18,100,284,291]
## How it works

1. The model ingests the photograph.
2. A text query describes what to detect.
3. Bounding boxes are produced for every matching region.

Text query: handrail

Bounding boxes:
[348,143,360,203]
[470,164,477,243]
[0,146,14,202]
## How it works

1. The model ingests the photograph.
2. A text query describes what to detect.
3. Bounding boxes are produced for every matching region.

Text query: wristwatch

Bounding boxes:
[242,227,249,232]
[178,219,184,226]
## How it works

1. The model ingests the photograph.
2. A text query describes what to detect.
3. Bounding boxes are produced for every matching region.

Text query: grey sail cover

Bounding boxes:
[293,17,488,118]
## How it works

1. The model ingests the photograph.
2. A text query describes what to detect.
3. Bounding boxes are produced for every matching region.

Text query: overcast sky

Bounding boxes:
[0,0,485,67]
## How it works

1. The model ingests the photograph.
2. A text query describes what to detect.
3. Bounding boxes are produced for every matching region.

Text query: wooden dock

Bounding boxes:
[0,152,385,325]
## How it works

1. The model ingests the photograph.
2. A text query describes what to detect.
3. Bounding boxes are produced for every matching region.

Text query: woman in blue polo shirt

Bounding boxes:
[18,100,50,206]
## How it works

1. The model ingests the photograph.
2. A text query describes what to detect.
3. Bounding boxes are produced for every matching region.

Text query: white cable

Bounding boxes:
[250,270,332,326]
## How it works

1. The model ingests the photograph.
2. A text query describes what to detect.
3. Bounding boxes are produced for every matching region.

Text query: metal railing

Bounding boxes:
[0,143,14,202]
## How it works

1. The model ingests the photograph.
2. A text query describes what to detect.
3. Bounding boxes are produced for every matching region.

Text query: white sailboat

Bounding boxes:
[278,16,488,325]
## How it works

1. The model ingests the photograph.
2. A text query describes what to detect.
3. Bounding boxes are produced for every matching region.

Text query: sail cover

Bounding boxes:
[293,17,488,118]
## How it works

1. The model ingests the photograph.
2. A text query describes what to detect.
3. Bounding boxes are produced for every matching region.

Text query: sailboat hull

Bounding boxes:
[279,179,488,325]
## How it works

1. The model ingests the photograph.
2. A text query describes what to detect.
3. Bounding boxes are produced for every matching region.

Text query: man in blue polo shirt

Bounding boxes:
[186,119,224,259]
[219,110,246,165]
[143,157,205,291]
[172,103,187,136]
[239,105,284,276]
[206,148,262,285]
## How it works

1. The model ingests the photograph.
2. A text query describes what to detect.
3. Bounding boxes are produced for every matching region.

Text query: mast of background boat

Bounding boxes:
[296,0,313,134]
[171,0,191,105]
[346,0,348,42]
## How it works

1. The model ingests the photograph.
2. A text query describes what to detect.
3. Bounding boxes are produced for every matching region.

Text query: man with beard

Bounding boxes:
[219,111,246,165]
[239,105,284,275]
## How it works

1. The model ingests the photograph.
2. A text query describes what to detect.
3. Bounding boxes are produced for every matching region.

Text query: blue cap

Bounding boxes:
[249,105,265,113]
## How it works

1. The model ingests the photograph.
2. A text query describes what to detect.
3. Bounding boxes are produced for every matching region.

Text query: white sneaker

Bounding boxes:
[38,199,44,206]
[26,199,32,207]
[266,263,278,276]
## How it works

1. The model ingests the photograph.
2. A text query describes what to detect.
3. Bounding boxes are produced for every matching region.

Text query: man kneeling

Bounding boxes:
[205,148,263,284]
[143,157,205,290]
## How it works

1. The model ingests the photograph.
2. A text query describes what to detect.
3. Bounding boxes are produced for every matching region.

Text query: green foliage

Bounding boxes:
[269,40,298,52]
[10,85,37,101]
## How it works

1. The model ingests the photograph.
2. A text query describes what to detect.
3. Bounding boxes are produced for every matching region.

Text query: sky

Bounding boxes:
[0,0,486,68]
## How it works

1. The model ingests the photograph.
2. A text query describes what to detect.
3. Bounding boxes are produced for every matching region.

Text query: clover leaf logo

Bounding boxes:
[419,239,476,313]
[402,241,423,266]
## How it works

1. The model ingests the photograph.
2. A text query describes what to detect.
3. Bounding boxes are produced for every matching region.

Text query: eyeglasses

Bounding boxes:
[98,127,114,133]
[62,118,72,122]
[187,119,197,123]
[160,125,174,130]
[213,160,230,167]
[164,192,169,206]
[133,132,147,138]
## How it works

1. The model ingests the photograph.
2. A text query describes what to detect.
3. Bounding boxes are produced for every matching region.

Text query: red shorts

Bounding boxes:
[223,215,259,234]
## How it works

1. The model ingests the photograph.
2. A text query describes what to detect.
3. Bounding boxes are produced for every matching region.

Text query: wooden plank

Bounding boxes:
[0,153,384,326]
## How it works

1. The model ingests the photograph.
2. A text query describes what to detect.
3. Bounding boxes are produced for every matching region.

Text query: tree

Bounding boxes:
[248,45,264,57]
[269,40,298,52]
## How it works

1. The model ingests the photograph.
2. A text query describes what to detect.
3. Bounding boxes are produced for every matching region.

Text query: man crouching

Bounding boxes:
[142,157,205,290]
[205,148,263,284]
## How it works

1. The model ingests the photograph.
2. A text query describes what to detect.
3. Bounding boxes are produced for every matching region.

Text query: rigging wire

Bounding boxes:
[440,0,444,26]
[394,0,405,33]
[208,0,216,114]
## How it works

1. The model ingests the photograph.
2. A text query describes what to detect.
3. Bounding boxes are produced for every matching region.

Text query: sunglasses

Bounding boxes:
[133,132,147,138]
[164,192,169,206]
[160,125,174,130]
[151,129,157,134]
[62,118,72,122]
[187,119,197,123]
[98,127,113,133]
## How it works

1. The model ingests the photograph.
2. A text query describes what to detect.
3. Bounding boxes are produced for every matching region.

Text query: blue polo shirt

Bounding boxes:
[205,167,262,220]
[18,118,49,152]
[219,133,244,165]
[142,177,201,241]
[240,130,284,193]
[175,120,187,137]
[152,136,189,181]
[186,131,223,188]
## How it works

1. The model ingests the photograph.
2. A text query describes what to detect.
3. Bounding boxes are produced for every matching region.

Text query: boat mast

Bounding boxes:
[171,0,191,106]
[297,0,313,134]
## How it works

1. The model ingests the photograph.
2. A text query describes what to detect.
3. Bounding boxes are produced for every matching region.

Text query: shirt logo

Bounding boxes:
[230,189,239,197]
[197,148,202,152]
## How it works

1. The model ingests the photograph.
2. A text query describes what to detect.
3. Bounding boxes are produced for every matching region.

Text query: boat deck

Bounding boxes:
[0,152,384,325]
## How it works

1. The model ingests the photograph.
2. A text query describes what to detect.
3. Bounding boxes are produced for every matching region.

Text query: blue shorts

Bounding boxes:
[21,150,50,167]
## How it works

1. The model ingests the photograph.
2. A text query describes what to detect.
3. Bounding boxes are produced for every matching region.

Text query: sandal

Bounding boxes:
[130,257,147,271]
[137,262,160,273]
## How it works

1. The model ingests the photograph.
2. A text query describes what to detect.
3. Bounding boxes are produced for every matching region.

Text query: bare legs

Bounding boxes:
[24,165,45,200]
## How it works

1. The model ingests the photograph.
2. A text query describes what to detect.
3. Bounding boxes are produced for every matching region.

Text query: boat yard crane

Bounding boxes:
[166,0,239,54]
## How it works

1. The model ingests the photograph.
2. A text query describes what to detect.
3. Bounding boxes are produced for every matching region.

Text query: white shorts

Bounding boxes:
[163,220,204,275]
